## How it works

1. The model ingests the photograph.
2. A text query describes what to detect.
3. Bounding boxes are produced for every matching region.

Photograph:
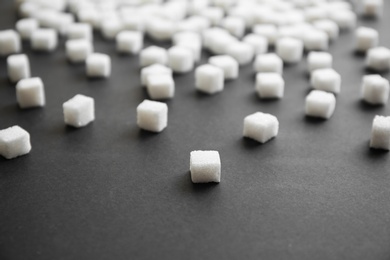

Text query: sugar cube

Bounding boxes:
[276,37,303,64]
[307,52,333,73]
[361,74,389,105]
[86,53,111,78]
[146,74,175,100]
[311,68,341,94]
[243,112,279,143]
[366,47,390,71]
[355,27,379,52]
[0,126,31,159]
[253,53,283,74]
[16,18,39,40]
[176,40,202,63]
[137,99,168,133]
[16,77,45,108]
[305,90,336,119]
[330,10,356,30]
[31,29,58,52]
[370,115,390,150]
[7,54,30,83]
[67,23,93,41]
[208,55,239,80]
[221,16,245,38]
[0,30,21,56]
[101,19,123,39]
[252,24,278,45]
[361,0,383,18]
[168,46,194,74]
[200,7,224,26]
[242,34,268,55]
[140,46,168,67]
[226,42,254,66]
[63,94,95,128]
[304,29,329,51]
[256,73,284,99]
[195,64,224,94]
[116,31,143,54]
[66,39,93,63]
[146,18,175,42]
[313,19,339,41]
[190,150,221,183]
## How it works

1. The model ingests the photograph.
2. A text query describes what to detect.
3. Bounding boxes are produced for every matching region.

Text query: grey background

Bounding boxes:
[1,1,390,260]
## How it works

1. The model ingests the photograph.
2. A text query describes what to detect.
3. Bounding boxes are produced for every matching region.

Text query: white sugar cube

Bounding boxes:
[243,112,279,143]
[176,40,202,63]
[254,53,283,74]
[140,46,168,67]
[307,52,333,73]
[276,37,303,64]
[137,99,168,133]
[329,10,356,30]
[146,18,175,42]
[168,46,194,74]
[366,47,390,71]
[63,94,95,128]
[226,42,254,66]
[0,30,21,56]
[122,15,145,32]
[305,90,336,119]
[207,31,238,55]
[86,53,111,78]
[116,31,143,54]
[190,150,221,183]
[66,39,93,63]
[31,29,58,52]
[16,77,45,108]
[172,31,202,46]
[19,2,38,18]
[304,7,328,22]
[361,0,383,18]
[252,24,278,45]
[242,34,268,55]
[361,75,389,105]
[67,23,93,41]
[16,18,39,40]
[146,74,175,100]
[77,9,100,29]
[141,64,172,87]
[208,55,239,80]
[311,68,341,94]
[0,126,31,159]
[256,73,284,99]
[7,54,30,83]
[200,7,224,26]
[195,64,224,94]
[370,115,390,150]
[313,19,339,41]
[304,29,329,51]
[101,19,123,39]
[222,16,245,38]
[355,27,379,52]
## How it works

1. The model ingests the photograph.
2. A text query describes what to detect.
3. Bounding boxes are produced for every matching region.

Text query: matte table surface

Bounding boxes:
[1,1,390,260]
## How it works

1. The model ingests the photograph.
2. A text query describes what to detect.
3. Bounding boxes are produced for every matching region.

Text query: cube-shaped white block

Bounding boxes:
[0,126,31,159]
[31,29,58,52]
[311,68,341,94]
[243,34,268,55]
[222,16,245,38]
[370,115,390,150]
[141,64,172,87]
[168,46,194,73]
[226,42,254,66]
[256,73,284,99]
[146,74,175,100]
[304,29,329,51]
[313,19,339,41]
[63,94,95,128]
[208,55,239,80]
[329,10,356,31]
[16,18,39,40]
[190,150,221,183]
[243,112,279,143]
[254,53,283,74]
[366,47,390,71]
[66,39,93,63]
[7,54,30,83]
[195,64,224,94]
[116,31,143,54]
[137,99,168,133]
[276,37,303,63]
[253,24,278,45]
[355,27,379,52]
[101,19,123,39]
[146,18,175,42]
[0,30,21,56]
[361,75,389,105]
[140,46,168,67]
[305,90,336,119]
[200,7,224,26]
[16,77,45,108]
[362,0,383,18]
[86,53,111,78]
[176,40,202,63]
[307,52,333,73]
[67,23,93,41]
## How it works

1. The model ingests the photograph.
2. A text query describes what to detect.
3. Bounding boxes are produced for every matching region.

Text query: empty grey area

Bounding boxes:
[1,1,390,260]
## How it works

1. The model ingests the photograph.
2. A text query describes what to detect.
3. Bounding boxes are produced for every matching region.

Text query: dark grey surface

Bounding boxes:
[1,1,390,260]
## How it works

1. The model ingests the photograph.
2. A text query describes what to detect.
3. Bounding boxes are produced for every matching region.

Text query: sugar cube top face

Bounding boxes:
[355,27,379,52]
[195,64,224,94]
[208,55,239,80]
[146,74,175,100]
[253,53,283,74]
[66,39,93,63]
[0,125,31,159]
[0,30,21,56]
[243,112,279,143]
[303,29,329,51]
[168,46,194,73]
[31,29,58,52]
[307,51,333,73]
[226,42,255,66]
[305,90,336,119]
[141,64,173,87]
[140,46,168,67]
[7,54,30,83]
[16,77,45,108]
[370,115,390,150]
[361,74,389,105]
[63,94,95,128]
[311,68,341,94]
[366,47,390,71]
[256,73,285,99]
[86,53,111,78]
[116,31,143,54]
[243,34,268,55]
[276,37,304,63]
[137,99,168,133]
[190,150,221,183]
[313,19,339,41]
[67,23,93,41]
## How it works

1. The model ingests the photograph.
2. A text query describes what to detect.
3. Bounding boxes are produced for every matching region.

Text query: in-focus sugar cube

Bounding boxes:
[16,18,39,40]
[0,126,31,159]
[168,46,194,73]
[366,47,390,71]
[370,115,390,150]
[254,53,283,74]
[276,37,303,63]
[226,42,254,66]
[67,23,93,41]
[7,54,30,83]
[208,55,239,80]
[190,150,221,183]
[243,34,268,55]
[66,39,93,63]
[195,64,224,94]
[31,29,58,52]
[146,74,175,100]
[0,30,21,56]
[137,99,168,133]
[86,53,111,78]
[16,77,45,108]
[140,46,168,67]
[355,27,379,52]
[307,52,333,73]
[361,74,389,105]
[305,90,336,119]
[243,112,279,143]
[256,73,284,99]
[311,68,341,94]
[63,94,95,128]
[116,31,143,54]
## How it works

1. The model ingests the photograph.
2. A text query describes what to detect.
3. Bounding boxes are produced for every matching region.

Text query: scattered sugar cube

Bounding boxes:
[305,90,336,119]
[168,46,194,74]
[207,31,238,55]
[256,73,284,99]
[200,7,224,26]
[146,74,175,100]
[16,18,39,40]
[254,53,283,74]
[31,29,58,52]
[0,126,31,159]
[16,77,45,108]
[304,29,329,51]
[63,94,95,128]
[366,47,390,71]
[313,19,339,41]
[116,31,143,54]
[252,24,278,45]
[311,68,341,94]
[276,37,303,64]
[243,112,279,143]
[361,74,389,105]
[221,16,245,38]
[77,8,100,29]
[226,42,254,66]
[7,54,30,83]
[190,150,221,183]
[172,31,202,46]
[242,34,268,55]
[195,64,224,94]
[140,46,168,67]
[208,55,239,80]
[0,30,21,56]
[307,52,333,73]
[355,27,379,52]
[146,18,175,42]
[67,23,93,41]
[370,115,390,150]
[176,40,202,63]
[141,64,172,87]
[101,19,123,39]
[137,99,168,133]
[66,39,93,63]
[329,10,356,30]
[361,0,383,18]
[86,53,111,78]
